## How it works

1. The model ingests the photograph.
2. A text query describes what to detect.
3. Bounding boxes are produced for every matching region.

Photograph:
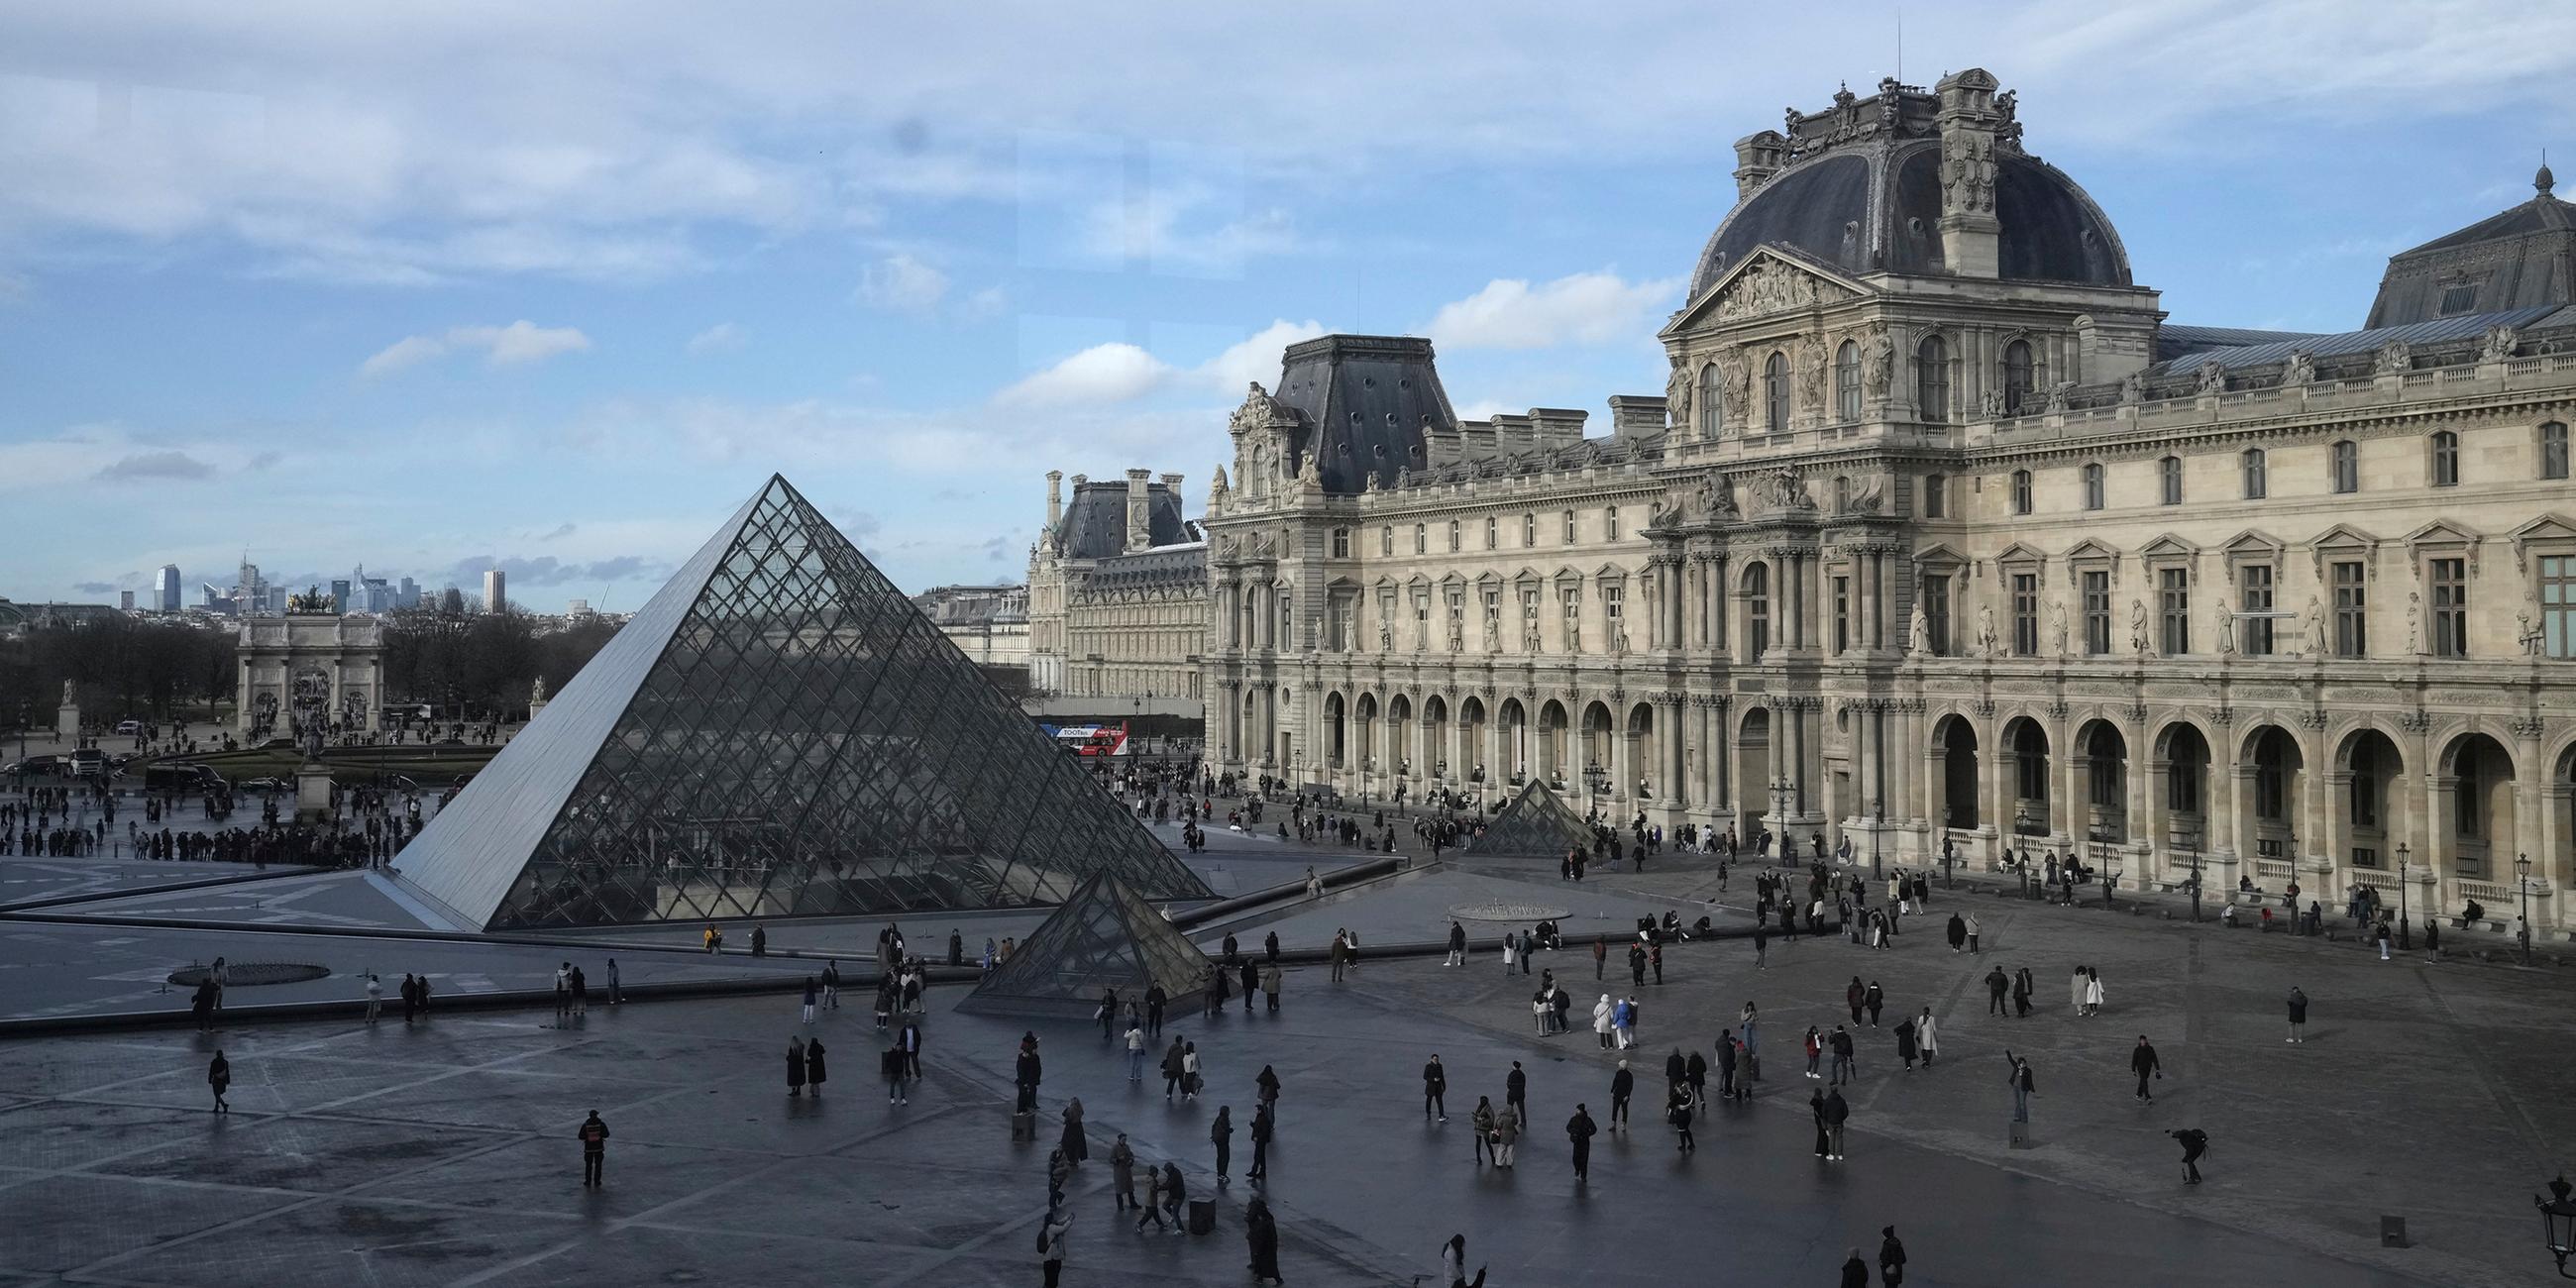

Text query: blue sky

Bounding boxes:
[5,0,2574,609]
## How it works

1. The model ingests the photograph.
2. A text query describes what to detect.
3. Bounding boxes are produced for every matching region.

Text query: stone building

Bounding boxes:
[236,611,382,736]
[1200,69,2575,933]
[1026,470,1206,702]
[912,584,1031,669]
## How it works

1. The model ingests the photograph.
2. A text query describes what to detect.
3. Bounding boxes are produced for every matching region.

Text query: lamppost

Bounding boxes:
[2102,848,2121,908]
[2396,842,2413,950]
[1771,777,1793,866]
[2537,1174,2576,1278]
[2181,823,2203,922]
[2287,828,2303,933]
[2013,805,2036,899]
[2518,852,2536,967]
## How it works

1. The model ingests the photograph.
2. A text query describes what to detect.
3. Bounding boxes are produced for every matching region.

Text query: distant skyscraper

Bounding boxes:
[566,597,590,617]
[158,565,181,612]
[330,579,353,611]
[119,590,136,611]
[483,569,507,614]
[398,577,420,610]
[439,586,465,615]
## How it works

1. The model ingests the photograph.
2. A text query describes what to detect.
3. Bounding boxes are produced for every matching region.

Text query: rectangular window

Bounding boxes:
[2430,557,2467,656]
[2240,565,2274,656]
[2438,282,2479,315]
[2159,567,2191,655]
[2010,471,2032,515]
[1381,527,1393,557]
[2011,573,2038,657]
[1414,523,1427,555]
[2545,555,2576,659]
[1483,588,1502,625]
[1924,475,1947,518]
[1560,586,1582,649]
[2332,561,2367,657]
[2430,433,2459,487]
[2243,450,2268,499]
[2544,423,2570,481]
[1832,576,1850,654]
[1447,588,1465,641]
[1562,510,1576,544]
[2082,571,2111,655]
[1331,528,1349,559]
[1924,574,1952,657]
[1607,506,1621,540]
[1523,513,1537,547]
[1485,517,1498,550]
[1447,521,1460,553]
[2331,441,2358,494]
[2160,457,2184,505]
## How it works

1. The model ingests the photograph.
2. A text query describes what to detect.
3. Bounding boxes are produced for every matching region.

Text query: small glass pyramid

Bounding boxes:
[959,872,1213,1015]
[1463,781,1599,857]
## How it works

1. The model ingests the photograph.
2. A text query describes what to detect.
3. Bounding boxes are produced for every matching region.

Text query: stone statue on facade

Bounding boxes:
[530,675,548,703]
[2407,590,2424,655]
[1379,618,1393,652]
[1864,326,1895,399]
[2520,611,2542,656]
[2197,361,2227,394]
[1907,601,1932,657]
[1980,386,2005,419]
[1798,343,1829,412]
[2305,595,2327,656]
[2376,340,2412,376]
[2130,598,2151,655]
[1666,357,1693,431]
[2045,380,2074,413]
[2118,371,2146,406]
[61,679,76,707]
[1845,473,1886,515]
[1977,605,2000,658]
[2049,601,2070,656]
[2215,600,2235,654]
[2482,324,2519,363]
[1718,352,1753,421]
[2282,350,2315,386]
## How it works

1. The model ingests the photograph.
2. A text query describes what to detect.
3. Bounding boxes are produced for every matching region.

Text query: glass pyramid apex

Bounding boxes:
[1463,781,1599,856]
[394,475,1210,930]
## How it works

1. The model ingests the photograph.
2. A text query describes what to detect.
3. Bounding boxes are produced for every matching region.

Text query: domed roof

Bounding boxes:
[1688,139,2132,299]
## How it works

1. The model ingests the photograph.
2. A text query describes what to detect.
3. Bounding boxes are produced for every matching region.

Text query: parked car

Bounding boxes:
[114,719,143,736]
[66,748,107,779]
[5,755,62,777]
[239,776,292,793]
[145,763,225,793]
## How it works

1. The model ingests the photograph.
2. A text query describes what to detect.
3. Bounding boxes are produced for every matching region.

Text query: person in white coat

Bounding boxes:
[2083,968,2105,1017]
[1914,1007,1939,1065]
[1592,995,1615,1050]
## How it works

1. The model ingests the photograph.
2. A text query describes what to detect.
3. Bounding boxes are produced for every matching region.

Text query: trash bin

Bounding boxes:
[1011,1112,1035,1141]
[1188,1198,1217,1235]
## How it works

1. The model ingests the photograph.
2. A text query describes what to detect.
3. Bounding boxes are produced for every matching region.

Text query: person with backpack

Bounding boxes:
[2168,1127,2209,1184]
[1036,1208,1073,1286]
[577,1110,608,1187]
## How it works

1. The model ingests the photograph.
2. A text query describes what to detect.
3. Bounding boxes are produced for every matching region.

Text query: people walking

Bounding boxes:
[1126,1019,1146,1081]
[802,977,818,1025]
[569,965,588,1016]
[1018,1032,1044,1111]
[1566,1103,1596,1180]
[1471,1096,1497,1165]
[1842,1248,1870,1288]
[1965,912,1981,953]
[1894,1014,1919,1070]
[2012,966,2034,1019]
[1136,1158,1169,1231]
[1865,980,1885,1027]
[883,1038,909,1104]
[1425,1054,1449,1121]
[1986,965,2009,1015]
[2084,968,2105,1017]
[1443,1234,1489,1288]
[1592,994,1614,1049]
[578,1109,608,1187]
[1046,1145,1072,1209]
[2286,986,2308,1042]
[1492,1101,1519,1167]
[1182,1041,1202,1101]
[363,973,382,1023]
[1829,1024,1856,1085]
[1248,1103,1273,1181]
[1262,963,1281,1013]
[207,1050,230,1114]
[2168,1127,2208,1184]
[2131,1035,2162,1102]
[1804,1025,1823,1079]
[1915,1008,1938,1065]
[1809,1088,1830,1157]
[2004,1051,2036,1123]
[1505,1060,1528,1121]
[1609,1058,1633,1129]
[1447,920,1467,967]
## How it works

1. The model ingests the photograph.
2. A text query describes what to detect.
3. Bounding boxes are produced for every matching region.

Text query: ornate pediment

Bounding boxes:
[1667,248,1865,333]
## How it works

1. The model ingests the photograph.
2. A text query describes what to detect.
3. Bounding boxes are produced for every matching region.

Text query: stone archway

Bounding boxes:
[1933,713,1981,832]
[2154,721,2211,856]
[2001,716,2053,838]
[2239,724,2306,878]
[2077,719,2129,845]
[2438,732,2518,883]
[1738,706,1772,839]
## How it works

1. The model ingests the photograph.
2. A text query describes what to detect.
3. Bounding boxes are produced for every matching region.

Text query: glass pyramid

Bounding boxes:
[1463,782,1599,857]
[395,475,1211,931]
[958,871,1213,1016]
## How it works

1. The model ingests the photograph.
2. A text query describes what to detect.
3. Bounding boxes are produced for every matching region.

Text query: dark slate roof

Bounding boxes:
[1271,335,1457,494]
[1692,144,2130,296]
[2368,172,2576,327]
[1406,430,1668,487]
[1080,544,1207,591]
[2155,305,2565,376]
[1052,482,1193,561]
[2154,325,2325,363]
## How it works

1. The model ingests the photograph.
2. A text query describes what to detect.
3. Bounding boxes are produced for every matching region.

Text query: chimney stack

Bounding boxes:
[1125,468,1152,552]
[1934,68,2003,279]
[1045,471,1063,531]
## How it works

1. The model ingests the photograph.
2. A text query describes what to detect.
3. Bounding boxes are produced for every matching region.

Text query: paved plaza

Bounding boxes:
[1,844,2569,1286]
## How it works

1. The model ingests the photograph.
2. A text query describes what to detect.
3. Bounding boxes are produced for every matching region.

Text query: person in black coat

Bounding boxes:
[207,1050,230,1113]
[787,1037,806,1097]
[1239,959,1259,1014]
[1565,1104,1596,1179]
[805,1038,826,1095]
[1211,1106,1234,1183]
[1264,930,1280,962]
[1504,1061,1527,1119]
[1609,1059,1633,1129]
[2168,1127,2208,1183]
[1878,1226,1907,1285]
[1016,1032,1043,1112]
[1144,984,1167,1036]
[1823,1088,1850,1160]
[1841,1247,1870,1288]
[1248,1103,1273,1180]
[882,1040,909,1105]
[1245,1196,1283,1284]
[2130,1035,2162,1102]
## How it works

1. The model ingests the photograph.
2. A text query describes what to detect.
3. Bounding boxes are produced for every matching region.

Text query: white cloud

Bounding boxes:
[685,322,747,355]
[1427,270,1682,352]
[993,343,1170,409]
[956,285,1011,322]
[359,321,590,376]
[1198,320,1325,393]
[857,253,949,312]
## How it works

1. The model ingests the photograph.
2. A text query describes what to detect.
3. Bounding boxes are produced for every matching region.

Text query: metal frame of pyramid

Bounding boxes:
[393,474,1211,931]
[958,871,1212,1017]
[1463,781,1599,856]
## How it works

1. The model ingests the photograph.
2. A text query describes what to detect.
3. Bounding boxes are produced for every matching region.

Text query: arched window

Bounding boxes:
[2330,440,2359,493]
[2428,430,2459,487]
[2082,462,2105,510]
[2001,339,2034,414]
[2159,456,2184,505]
[1764,351,1790,433]
[1916,335,1951,422]
[2010,469,2033,515]
[1698,363,1723,438]
[1833,476,1852,512]
[1745,562,1771,661]
[2242,449,2268,499]
[2542,421,2570,480]
[1834,340,1862,421]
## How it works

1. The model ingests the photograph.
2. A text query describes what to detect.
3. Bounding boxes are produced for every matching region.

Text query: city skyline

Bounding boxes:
[6,3,2576,609]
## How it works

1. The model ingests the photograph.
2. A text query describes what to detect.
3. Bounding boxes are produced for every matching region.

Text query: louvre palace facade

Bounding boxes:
[1063,68,2576,932]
